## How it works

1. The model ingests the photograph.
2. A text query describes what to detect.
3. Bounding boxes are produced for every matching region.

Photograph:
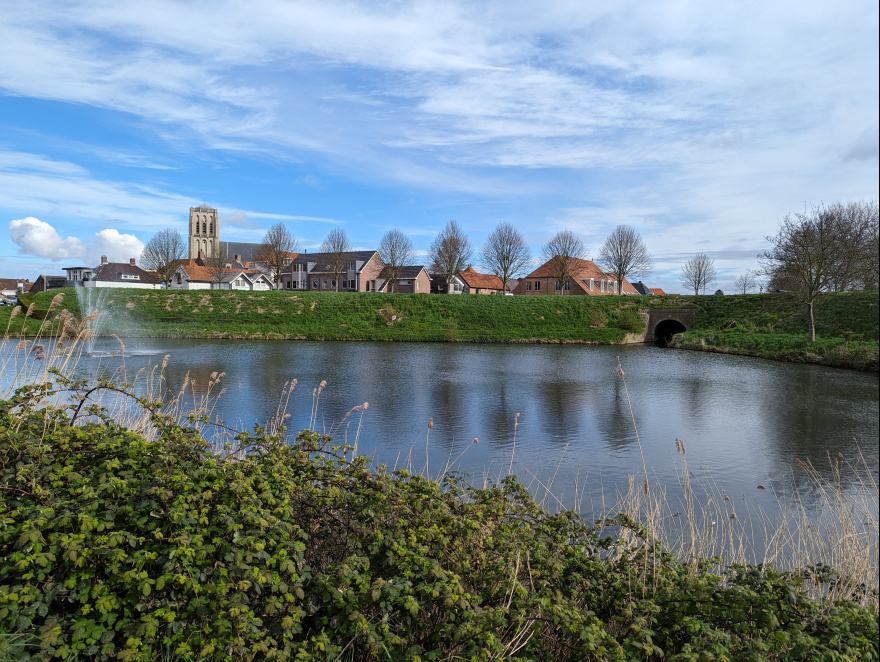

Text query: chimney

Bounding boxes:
[101,255,108,265]
[235,254,242,262]
[130,258,136,266]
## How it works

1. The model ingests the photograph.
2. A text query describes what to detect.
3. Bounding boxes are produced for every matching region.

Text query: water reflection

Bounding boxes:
[7,337,875,514]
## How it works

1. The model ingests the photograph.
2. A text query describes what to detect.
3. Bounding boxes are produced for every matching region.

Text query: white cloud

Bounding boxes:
[88,228,145,265]
[8,217,143,265]
[8,217,84,260]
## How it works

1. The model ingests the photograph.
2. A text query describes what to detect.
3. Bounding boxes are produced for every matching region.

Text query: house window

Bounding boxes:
[348,261,356,270]
[565,280,570,291]
[121,274,140,280]
[312,280,317,289]
[526,282,531,291]
[400,280,410,286]
[555,281,561,291]
[534,281,540,291]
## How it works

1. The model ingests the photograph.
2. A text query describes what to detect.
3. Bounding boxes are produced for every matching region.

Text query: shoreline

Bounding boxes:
[3,288,877,371]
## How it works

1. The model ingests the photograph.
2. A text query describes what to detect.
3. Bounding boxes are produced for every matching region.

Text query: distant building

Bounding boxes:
[282,251,386,292]
[29,275,68,293]
[63,256,161,289]
[0,278,30,298]
[188,204,265,262]
[169,258,271,291]
[632,281,653,295]
[513,257,639,296]
[457,266,505,294]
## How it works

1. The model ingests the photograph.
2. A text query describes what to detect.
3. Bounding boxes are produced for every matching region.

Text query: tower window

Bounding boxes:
[202,222,206,233]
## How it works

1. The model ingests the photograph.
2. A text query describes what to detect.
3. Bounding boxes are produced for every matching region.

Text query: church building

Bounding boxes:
[188,204,264,262]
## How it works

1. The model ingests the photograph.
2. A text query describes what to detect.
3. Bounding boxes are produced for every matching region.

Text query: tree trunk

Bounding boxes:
[807,301,816,342]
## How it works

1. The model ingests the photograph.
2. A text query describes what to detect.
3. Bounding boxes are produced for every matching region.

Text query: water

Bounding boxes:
[40,338,877,518]
[73,286,113,355]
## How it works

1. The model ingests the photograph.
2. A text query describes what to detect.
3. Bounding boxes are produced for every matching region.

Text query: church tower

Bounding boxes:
[189,204,220,260]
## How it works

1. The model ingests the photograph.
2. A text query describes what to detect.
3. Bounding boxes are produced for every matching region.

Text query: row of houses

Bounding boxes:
[9,252,665,298]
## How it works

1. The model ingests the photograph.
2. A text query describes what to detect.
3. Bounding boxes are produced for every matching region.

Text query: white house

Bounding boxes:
[64,257,162,289]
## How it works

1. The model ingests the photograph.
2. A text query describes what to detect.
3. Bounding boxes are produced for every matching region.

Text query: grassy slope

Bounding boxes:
[3,288,667,344]
[670,291,879,370]
[3,288,877,368]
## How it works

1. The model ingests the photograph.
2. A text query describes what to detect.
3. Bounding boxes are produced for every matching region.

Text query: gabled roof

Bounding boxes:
[631,281,653,295]
[458,266,504,290]
[175,259,261,283]
[524,257,639,295]
[0,278,28,291]
[93,262,161,284]
[650,288,667,295]
[290,250,379,273]
[218,241,266,264]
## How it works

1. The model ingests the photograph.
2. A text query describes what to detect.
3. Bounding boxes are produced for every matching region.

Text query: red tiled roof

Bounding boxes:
[457,266,504,290]
[176,259,261,283]
[523,257,639,295]
[650,288,666,295]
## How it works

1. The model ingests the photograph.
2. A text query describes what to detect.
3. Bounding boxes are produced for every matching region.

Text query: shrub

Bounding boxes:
[616,307,645,334]
[0,378,877,660]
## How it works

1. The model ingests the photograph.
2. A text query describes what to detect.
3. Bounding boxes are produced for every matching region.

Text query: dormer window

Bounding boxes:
[121,273,140,280]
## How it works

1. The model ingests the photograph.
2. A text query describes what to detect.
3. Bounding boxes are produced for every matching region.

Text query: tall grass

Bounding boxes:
[3,303,877,614]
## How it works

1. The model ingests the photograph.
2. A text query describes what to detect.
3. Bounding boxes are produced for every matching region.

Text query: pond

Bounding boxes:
[16,338,872,519]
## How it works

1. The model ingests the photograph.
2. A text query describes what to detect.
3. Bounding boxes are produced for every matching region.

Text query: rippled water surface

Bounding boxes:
[6,338,878,515]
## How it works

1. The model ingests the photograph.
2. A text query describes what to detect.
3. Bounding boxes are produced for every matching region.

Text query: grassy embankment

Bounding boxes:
[670,291,879,371]
[1,331,877,660]
[3,288,878,369]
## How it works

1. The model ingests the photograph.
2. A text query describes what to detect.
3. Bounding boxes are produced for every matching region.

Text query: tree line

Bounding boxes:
[141,198,877,318]
[140,220,658,294]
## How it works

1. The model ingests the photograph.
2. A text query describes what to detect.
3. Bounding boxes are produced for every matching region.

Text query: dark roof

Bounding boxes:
[219,241,264,263]
[29,275,67,293]
[192,204,216,212]
[93,262,161,284]
[290,250,378,273]
[632,281,653,295]
[396,265,428,279]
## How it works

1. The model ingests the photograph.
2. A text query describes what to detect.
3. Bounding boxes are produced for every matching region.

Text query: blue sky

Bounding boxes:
[1,0,877,292]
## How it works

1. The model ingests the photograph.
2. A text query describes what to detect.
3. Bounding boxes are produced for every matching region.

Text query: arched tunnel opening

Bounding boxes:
[653,319,687,347]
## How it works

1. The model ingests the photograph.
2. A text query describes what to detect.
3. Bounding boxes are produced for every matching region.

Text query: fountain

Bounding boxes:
[73,286,112,356]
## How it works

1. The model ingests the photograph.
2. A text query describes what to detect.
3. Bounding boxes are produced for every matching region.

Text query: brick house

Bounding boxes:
[380,265,431,293]
[513,256,639,296]
[457,266,506,294]
[281,251,385,292]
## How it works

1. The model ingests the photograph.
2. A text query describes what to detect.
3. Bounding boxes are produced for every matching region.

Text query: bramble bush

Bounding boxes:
[1,376,877,660]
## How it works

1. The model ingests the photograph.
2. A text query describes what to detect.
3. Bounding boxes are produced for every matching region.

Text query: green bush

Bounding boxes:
[1,379,877,660]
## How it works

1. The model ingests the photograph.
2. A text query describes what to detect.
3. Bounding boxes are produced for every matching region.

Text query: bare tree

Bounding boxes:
[823,200,879,291]
[480,223,531,293]
[596,224,653,295]
[680,253,717,296]
[378,229,416,293]
[759,205,859,342]
[541,230,588,294]
[733,270,758,294]
[199,251,229,290]
[321,228,352,292]
[257,222,299,289]
[429,220,472,289]
[140,228,186,287]
[863,200,880,290]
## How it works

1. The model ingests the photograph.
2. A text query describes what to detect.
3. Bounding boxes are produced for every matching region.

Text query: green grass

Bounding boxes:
[670,291,879,370]
[3,288,878,369]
